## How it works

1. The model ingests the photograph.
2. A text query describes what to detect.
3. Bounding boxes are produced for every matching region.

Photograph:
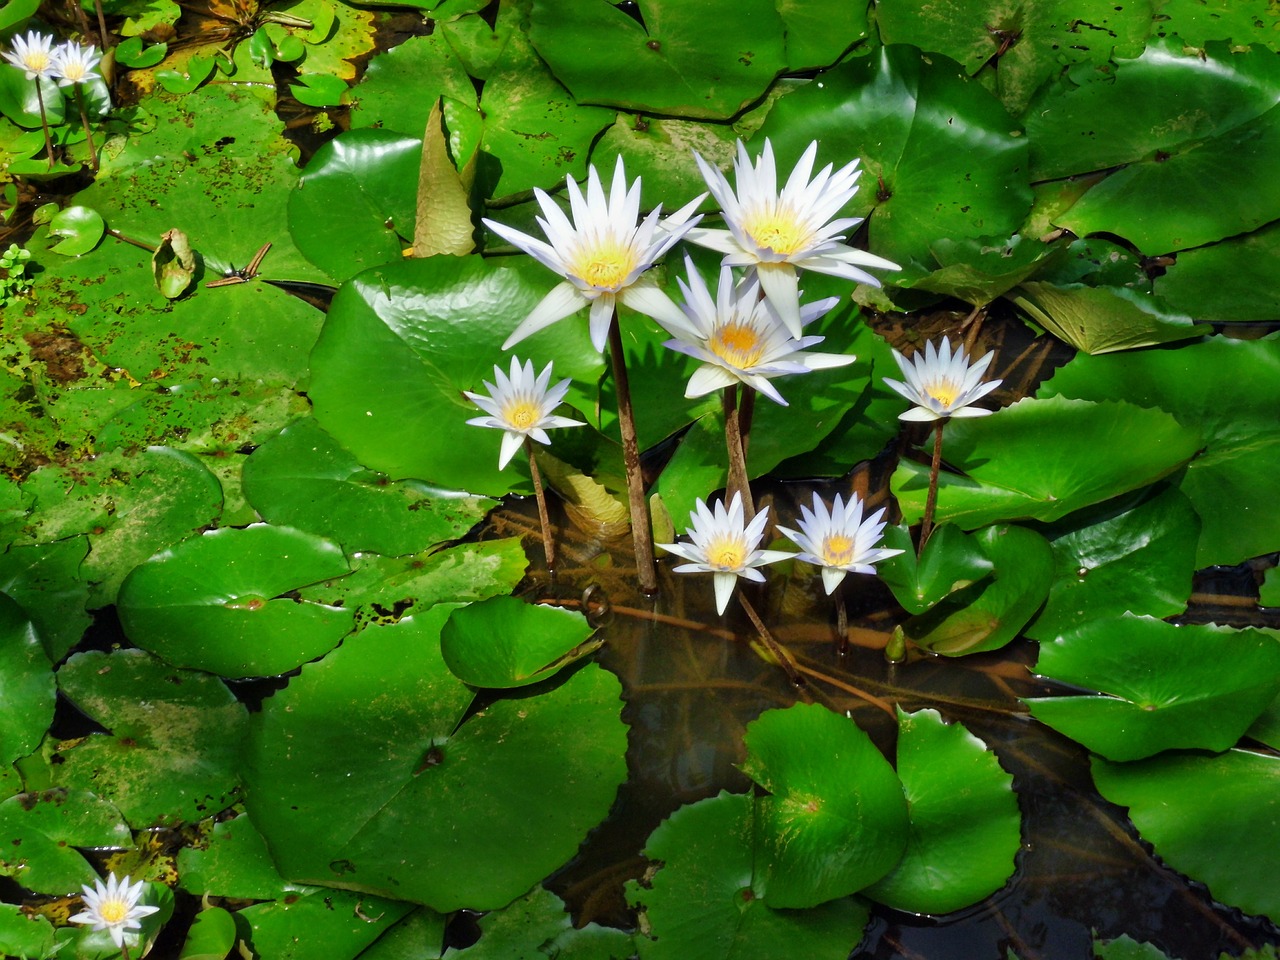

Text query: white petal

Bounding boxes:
[821,565,848,595]
[712,572,738,614]
[503,282,585,349]
[498,431,524,469]
[754,264,803,339]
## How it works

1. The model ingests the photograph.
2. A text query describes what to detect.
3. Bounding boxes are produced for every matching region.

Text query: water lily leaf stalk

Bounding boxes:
[722,384,753,522]
[608,311,658,593]
[920,420,944,551]
[525,440,556,573]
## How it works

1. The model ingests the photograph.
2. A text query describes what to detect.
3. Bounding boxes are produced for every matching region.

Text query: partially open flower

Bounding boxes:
[465,357,585,469]
[2,30,57,80]
[687,138,900,339]
[70,873,160,950]
[661,257,851,406]
[482,157,704,353]
[777,492,903,594]
[884,336,1002,421]
[657,493,791,615]
[52,41,103,87]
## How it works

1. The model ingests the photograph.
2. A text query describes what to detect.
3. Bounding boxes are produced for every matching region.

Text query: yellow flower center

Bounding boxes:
[27,52,51,72]
[502,399,541,430]
[925,378,962,408]
[709,323,765,369]
[571,240,636,291]
[706,538,747,571]
[821,533,855,566]
[99,899,129,925]
[742,210,808,256]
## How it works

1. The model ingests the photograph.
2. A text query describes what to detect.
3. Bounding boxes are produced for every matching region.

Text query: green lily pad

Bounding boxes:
[243,418,495,557]
[178,811,311,900]
[178,905,238,960]
[1025,484,1200,643]
[17,447,224,607]
[592,115,740,217]
[528,0,787,121]
[0,593,52,768]
[359,908,447,960]
[239,888,414,960]
[863,708,1019,914]
[1039,336,1280,566]
[1027,614,1280,761]
[1155,221,1280,322]
[892,396,1202,531]
[0,903,55,959]
[1093,934,1176,960]
[441,596,598,689]
[741,703,909,907]
[0,789,129,894]
[47,205,105,257]
[117,524,353,679]
[755,44,1032,270]
[903,523,1052,656]
[1092,749,1280,920]
[244,609,628,911]
[1011,282,1199,355]
[902,234,1063,308]
[53,649,247,827]
[445,885,634,959]
[307,255,603,497]
[877,523,995,616]
[626,791,870,960]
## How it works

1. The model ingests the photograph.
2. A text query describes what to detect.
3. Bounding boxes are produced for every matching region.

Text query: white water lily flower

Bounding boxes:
[52,41,102,86]
[777,492,903,595]
[687,138,900,339]
[884,336,1002,422]
[662,257,851,406]
[482,157,705,353]
[658,493,791,615]
[3,30,57,79]
[465,357,585,469]
[70,873,160,950]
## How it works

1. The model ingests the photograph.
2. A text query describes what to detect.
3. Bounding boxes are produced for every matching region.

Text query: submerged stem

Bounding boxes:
[738,593,806,694]
[919,419,945,553]
[607,313,658,594]
[525,438,556,574]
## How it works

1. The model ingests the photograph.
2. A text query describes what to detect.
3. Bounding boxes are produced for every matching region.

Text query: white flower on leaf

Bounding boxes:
[52,41,102,86]
[687,138,900,339]
[661,257,853,406]
[465,357,585,469]
[70,873,160,950]
[658,494,791,615]
[3,30,57,79]
[777,492,903,595]
[884,336,1002,422]
[482,157,705,353]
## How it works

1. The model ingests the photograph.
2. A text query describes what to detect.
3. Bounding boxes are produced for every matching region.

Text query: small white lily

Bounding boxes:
[464,357,585,469]
[687,138,900,339]
[662,257,852,406]
[884,336,1002,422]
[658,493,791,615]
[482,157,705,353]
[3,30,57,79]
[70,873,160,950]
[52,41,102,86]
[777,492,903,595]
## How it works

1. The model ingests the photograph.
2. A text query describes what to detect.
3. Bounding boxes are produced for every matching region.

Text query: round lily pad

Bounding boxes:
[1027,614,1280,761]
[863,708,1019,914]
[441,596,598,689]
[118,524,354,679]
[0,789,130,894]
[243,609,628,911]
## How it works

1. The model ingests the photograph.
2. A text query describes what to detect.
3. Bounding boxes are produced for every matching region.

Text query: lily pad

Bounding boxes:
[244,609,628,911]
[0,593,52,768]
[877,523,995,616]
[445,886,634,960]
[243,418,495,557]
[0,903,55,959]
[892,396,1202,531]
[1039,336,1280,567]
[1011,282,1199,355]
[863,708,1019,914]
[239,888,414,960]
[1092,749,1280,920]
[626,791,870,960]
[441,596,598,689]
[118,524,353,679]
[307,255,603,496]
[1155,221,1280,322]
[53,649,247,826]
[0,789,129,894]
[178,811,311,900]
[1026,614,1280,761]
[741,703,909,907]
[1025,484,1200,643]
[755,44,1032,270]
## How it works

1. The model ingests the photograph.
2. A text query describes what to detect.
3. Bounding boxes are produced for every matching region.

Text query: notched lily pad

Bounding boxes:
[441,595,599,689]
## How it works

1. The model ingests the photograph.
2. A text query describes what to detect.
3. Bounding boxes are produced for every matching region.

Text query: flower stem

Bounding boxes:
[834,581,848,656]
[120,943,132,960]
[95,0,113,49]
[722,385,754,523]
[75,86,99,172]
[738,384,756,459]
[524,438,556,574]
[738,593,806,693]
[919,419,945,554]
[607,312,658,594]
[34,81,55,170]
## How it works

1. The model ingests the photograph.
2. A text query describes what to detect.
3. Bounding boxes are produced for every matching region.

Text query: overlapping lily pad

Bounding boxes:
[0,789,129,894]
[441,596,598,689]
[1155,221,1280,322]
[0,592,53,766]
[118,524,354,679]
[877,523,994,616]
[1027,614,1280,761]
[244,608,628,911]
[446,886,634,960]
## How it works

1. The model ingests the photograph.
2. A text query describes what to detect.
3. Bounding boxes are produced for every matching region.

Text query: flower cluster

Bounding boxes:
[3,30,103,86]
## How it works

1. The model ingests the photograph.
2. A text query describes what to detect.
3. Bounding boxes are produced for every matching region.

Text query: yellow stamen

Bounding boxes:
[709,323,765,369]
[743,210,808,256]
[571,241,636,290]
[926,379,961,408]
[822,533,855,566]
[503,400,541,430]
[99,900,129,924]
[707,538,747,571]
